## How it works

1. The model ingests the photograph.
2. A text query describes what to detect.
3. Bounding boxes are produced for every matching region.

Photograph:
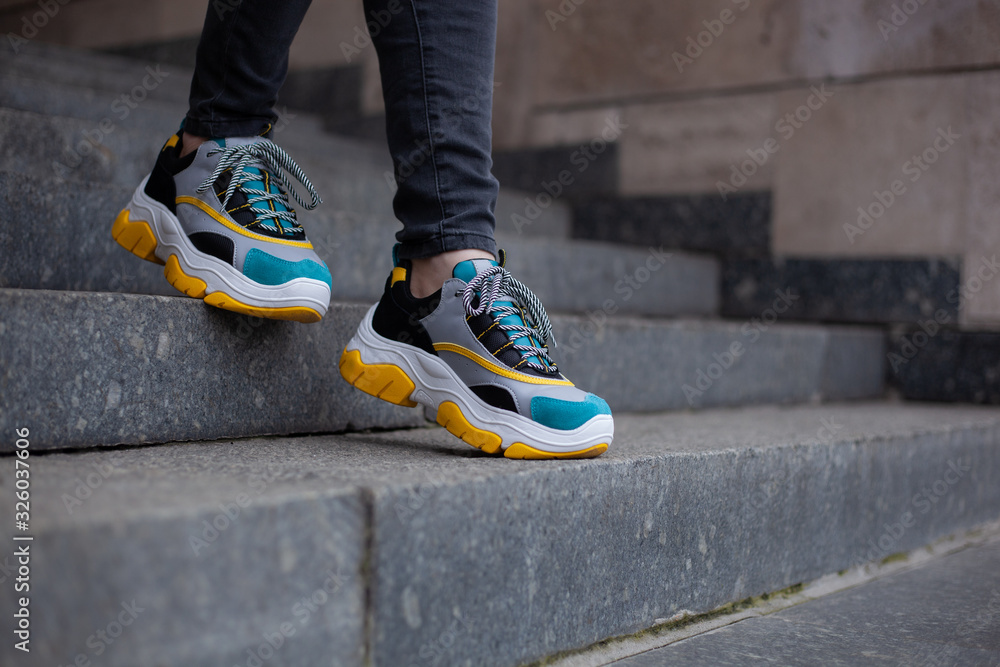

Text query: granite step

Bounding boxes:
[0,288,882,451]
[0,103,570,239]
[0,42,571,237]
[0,168,718,317]
[1,402,997,666]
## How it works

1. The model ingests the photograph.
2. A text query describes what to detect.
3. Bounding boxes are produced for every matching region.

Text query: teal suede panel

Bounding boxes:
[243,248,332,288]
[530,393,612,431]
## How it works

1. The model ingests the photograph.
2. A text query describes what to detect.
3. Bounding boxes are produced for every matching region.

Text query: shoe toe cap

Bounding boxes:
[529,393,612,431]
[243,248,332,289]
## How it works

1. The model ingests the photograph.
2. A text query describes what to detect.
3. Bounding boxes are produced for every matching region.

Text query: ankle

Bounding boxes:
[409,249,494,298]
[180,131,209,158]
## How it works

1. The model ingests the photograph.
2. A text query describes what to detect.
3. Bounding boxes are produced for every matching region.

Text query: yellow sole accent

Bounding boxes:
[164,254,207,297]
[204,292,323,323]
[435,401,504,454]
[504,442,609,460]
[112,209,164,265]
[164,254,323,323]
[338,349,418,407]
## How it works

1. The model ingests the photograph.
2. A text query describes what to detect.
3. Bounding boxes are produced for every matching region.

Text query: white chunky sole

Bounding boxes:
[112,176,331,322]
[340,305,613,459]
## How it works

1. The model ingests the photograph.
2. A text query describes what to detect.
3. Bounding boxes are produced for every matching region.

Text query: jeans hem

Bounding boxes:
[396,232,497,260]
[183,115,274,139]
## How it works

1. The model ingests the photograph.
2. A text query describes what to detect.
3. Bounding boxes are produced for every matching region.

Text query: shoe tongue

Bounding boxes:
[213,137,294,233]
[452,257,498,282]
[453,257,546,369]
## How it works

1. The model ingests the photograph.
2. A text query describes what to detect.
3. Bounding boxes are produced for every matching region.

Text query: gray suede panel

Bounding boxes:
[171,138,325,272]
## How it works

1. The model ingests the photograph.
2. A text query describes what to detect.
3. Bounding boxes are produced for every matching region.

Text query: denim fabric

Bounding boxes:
[185,0,312,139]
[186,0,499,260]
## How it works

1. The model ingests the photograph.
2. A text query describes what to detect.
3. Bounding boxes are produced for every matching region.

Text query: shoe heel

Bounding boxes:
[339,348,419,407]
[112,209,164,265]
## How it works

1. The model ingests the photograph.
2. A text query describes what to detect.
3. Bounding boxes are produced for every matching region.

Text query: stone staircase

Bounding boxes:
[0,42,998,667]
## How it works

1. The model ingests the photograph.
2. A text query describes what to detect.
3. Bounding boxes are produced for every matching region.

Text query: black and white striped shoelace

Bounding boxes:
[462,265,558,373]
[196,139,322,233]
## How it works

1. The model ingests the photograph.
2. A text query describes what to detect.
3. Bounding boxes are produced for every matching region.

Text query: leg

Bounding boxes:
[364,0,500,295]
[341,1,614,458]
[186,0,314,140]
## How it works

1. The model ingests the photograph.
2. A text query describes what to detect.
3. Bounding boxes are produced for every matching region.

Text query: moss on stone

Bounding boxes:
[880,552,909,565]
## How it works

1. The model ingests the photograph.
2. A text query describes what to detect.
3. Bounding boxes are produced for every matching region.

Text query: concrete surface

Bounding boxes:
[611,538,1000,666]
[0,402,998,666]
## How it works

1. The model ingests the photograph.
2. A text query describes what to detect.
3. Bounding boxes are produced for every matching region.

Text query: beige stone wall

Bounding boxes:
[0,0,205,47]
[530,0,798,106]
[529,0,999,106]
[0,0,370,68]
[964,71,1000,327]
[513,0,1000,326]
[773,75,967,259]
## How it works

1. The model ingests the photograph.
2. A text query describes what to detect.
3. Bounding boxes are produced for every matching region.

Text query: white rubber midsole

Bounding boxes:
[346,305,614,453]
[127,177,331,314]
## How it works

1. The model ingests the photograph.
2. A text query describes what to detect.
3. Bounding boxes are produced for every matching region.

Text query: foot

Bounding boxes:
[339,250,614,458]
[112,127,332,322]
[409,248,494,298]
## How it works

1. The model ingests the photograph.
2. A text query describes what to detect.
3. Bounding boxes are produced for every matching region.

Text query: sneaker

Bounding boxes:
[112,128,332,322]
[339,250,613,459]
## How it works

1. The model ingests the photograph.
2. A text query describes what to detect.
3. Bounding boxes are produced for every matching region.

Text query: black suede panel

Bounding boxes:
[372,275,439,356]
[469,385,518,412]
[142,135,193,214]
[188,232,235,265]
[468,312,524,370]
[213,171,256,228]
[466,311,559,378]
[212,170,307,241]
